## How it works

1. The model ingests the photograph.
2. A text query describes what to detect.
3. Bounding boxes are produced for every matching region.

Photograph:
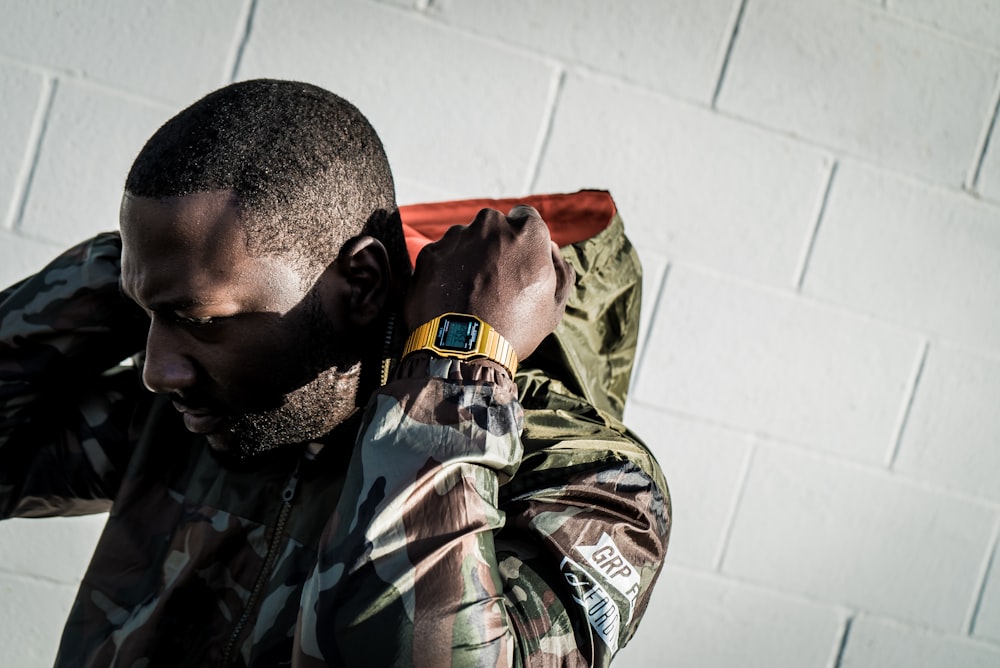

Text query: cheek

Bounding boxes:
[199,334,295,395]
[229,329,313,389]
[198,312,327,406]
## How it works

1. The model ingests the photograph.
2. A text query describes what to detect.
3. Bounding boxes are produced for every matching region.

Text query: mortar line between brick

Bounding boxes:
[0,567,80,588]
[795,159,837,291]
[665,559,1000,645]
[630,263,670,395]
[885,339,928,469]
[830,614,855,668]
[855,0,1000,57]
[964,515,1000,635]
[524,67,566,194]
[710,0,747,109]
[712,438,755,572]
[6,76,56,233]
[226,0,259,83]
[965,71,1000,192]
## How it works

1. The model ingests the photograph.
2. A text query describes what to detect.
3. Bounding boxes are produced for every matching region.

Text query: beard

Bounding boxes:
[208,294,366,459]
[221,361,361,458]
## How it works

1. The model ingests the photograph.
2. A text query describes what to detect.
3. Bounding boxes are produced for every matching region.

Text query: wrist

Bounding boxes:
[394,352,517,393]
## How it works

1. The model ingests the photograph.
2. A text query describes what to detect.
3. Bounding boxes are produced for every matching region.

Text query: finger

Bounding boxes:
[470,207,506,227]
[506,204,543,231]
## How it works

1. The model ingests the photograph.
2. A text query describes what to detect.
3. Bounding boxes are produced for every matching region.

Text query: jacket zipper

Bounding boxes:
[220,463,301,667]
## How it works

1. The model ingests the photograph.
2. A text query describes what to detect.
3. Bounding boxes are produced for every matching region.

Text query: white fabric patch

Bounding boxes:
[560,532,642,649]
[560,556,621,649]
[575,532,641,619]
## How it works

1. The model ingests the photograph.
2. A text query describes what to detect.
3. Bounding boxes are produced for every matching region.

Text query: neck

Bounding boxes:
[355,307,406,408]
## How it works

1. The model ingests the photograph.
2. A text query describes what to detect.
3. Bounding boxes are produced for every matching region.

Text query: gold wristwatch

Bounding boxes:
[402,313,518,377]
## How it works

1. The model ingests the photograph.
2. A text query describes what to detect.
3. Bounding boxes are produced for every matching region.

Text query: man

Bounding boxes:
[0,79,669,666]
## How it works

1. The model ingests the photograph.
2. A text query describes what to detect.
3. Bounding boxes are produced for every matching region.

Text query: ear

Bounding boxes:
[331,235,391,328]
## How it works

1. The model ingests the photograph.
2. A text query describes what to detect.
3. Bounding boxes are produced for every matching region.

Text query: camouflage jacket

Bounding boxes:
[0,191,670,667]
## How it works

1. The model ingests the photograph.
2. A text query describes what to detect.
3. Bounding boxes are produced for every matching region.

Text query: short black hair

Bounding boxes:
[125,79,408,277]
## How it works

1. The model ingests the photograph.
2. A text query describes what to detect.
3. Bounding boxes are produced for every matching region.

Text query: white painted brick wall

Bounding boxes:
[803,161,1000,353]
[839,616,1000,667]
[886,0,1000,50]
[0,573,82,667]
[718,0,999,186]
[19,81,170,245]
[426,0,740,104]
[237,0,559,197]
[976,549,1000,643]
[894,345,1000,502]
[977,126,1000,202]
[634,266,922,463]
[534,72,832,287]
[0,0,247,104]
[723,445,995,630]
[615,566,845,667]
[0,516,107,667]
[2,0,1000,666]
[622,406,752,569]
[0,64,43,230]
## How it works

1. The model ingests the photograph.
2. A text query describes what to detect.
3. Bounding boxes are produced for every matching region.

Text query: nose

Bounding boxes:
[142,318,198,394]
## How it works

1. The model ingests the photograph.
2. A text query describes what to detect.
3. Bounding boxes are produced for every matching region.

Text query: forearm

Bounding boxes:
[297,354,524,666]
[0,233,147,516]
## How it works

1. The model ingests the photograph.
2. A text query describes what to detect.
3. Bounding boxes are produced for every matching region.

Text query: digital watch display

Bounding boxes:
[434,315,480,352]
[403,313,517,376]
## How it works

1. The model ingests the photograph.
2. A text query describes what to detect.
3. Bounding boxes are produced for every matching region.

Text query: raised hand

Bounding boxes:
[404,205,575,361]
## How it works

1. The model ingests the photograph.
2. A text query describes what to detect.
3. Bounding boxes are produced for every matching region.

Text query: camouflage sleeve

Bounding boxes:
[493,456,669,665]
[0,233,148,518]
[294,354,668,666]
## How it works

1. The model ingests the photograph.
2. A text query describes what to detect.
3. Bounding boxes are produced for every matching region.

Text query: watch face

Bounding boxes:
[435,315,481,352]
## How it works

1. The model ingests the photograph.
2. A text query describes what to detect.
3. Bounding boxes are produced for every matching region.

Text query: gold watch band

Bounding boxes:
[403,313,518,377]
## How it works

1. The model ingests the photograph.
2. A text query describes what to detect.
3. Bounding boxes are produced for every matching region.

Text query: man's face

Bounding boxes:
[119,190,362,458]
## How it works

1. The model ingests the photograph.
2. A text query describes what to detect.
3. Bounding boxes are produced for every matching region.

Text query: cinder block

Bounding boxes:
[724,445,997,630]
[237,0,556,198]
[0,515,107,585]
[888,0,1000,50]
[0,231,62,287]
[621,404,751,569]
[894,345,1000,501]
[974,546,1000,643]
[0,0,245,103]
[634,266,921,462]
[615,565,842,667]
[535,73,830,287]
[840,615,1000,668]
[19,81,169,245]
[803,162,1000,354]
[717,0,999,186]
[0,65,43,230]
[0,573,79,667]
[428,0,739,103]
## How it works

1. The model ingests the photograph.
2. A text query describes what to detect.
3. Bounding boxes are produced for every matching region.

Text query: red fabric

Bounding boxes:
[398,190,616,263]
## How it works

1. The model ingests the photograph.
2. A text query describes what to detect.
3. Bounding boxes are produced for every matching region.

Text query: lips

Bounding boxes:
[173,401,230,435]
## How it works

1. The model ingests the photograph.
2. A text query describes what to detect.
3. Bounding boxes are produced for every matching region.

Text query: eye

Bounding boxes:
[172,314,223,328]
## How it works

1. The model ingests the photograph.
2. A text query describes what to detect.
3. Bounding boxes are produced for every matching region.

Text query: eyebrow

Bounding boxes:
[119,280,216,313]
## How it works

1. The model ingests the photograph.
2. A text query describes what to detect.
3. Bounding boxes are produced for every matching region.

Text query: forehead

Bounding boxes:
[119,190,303,309]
